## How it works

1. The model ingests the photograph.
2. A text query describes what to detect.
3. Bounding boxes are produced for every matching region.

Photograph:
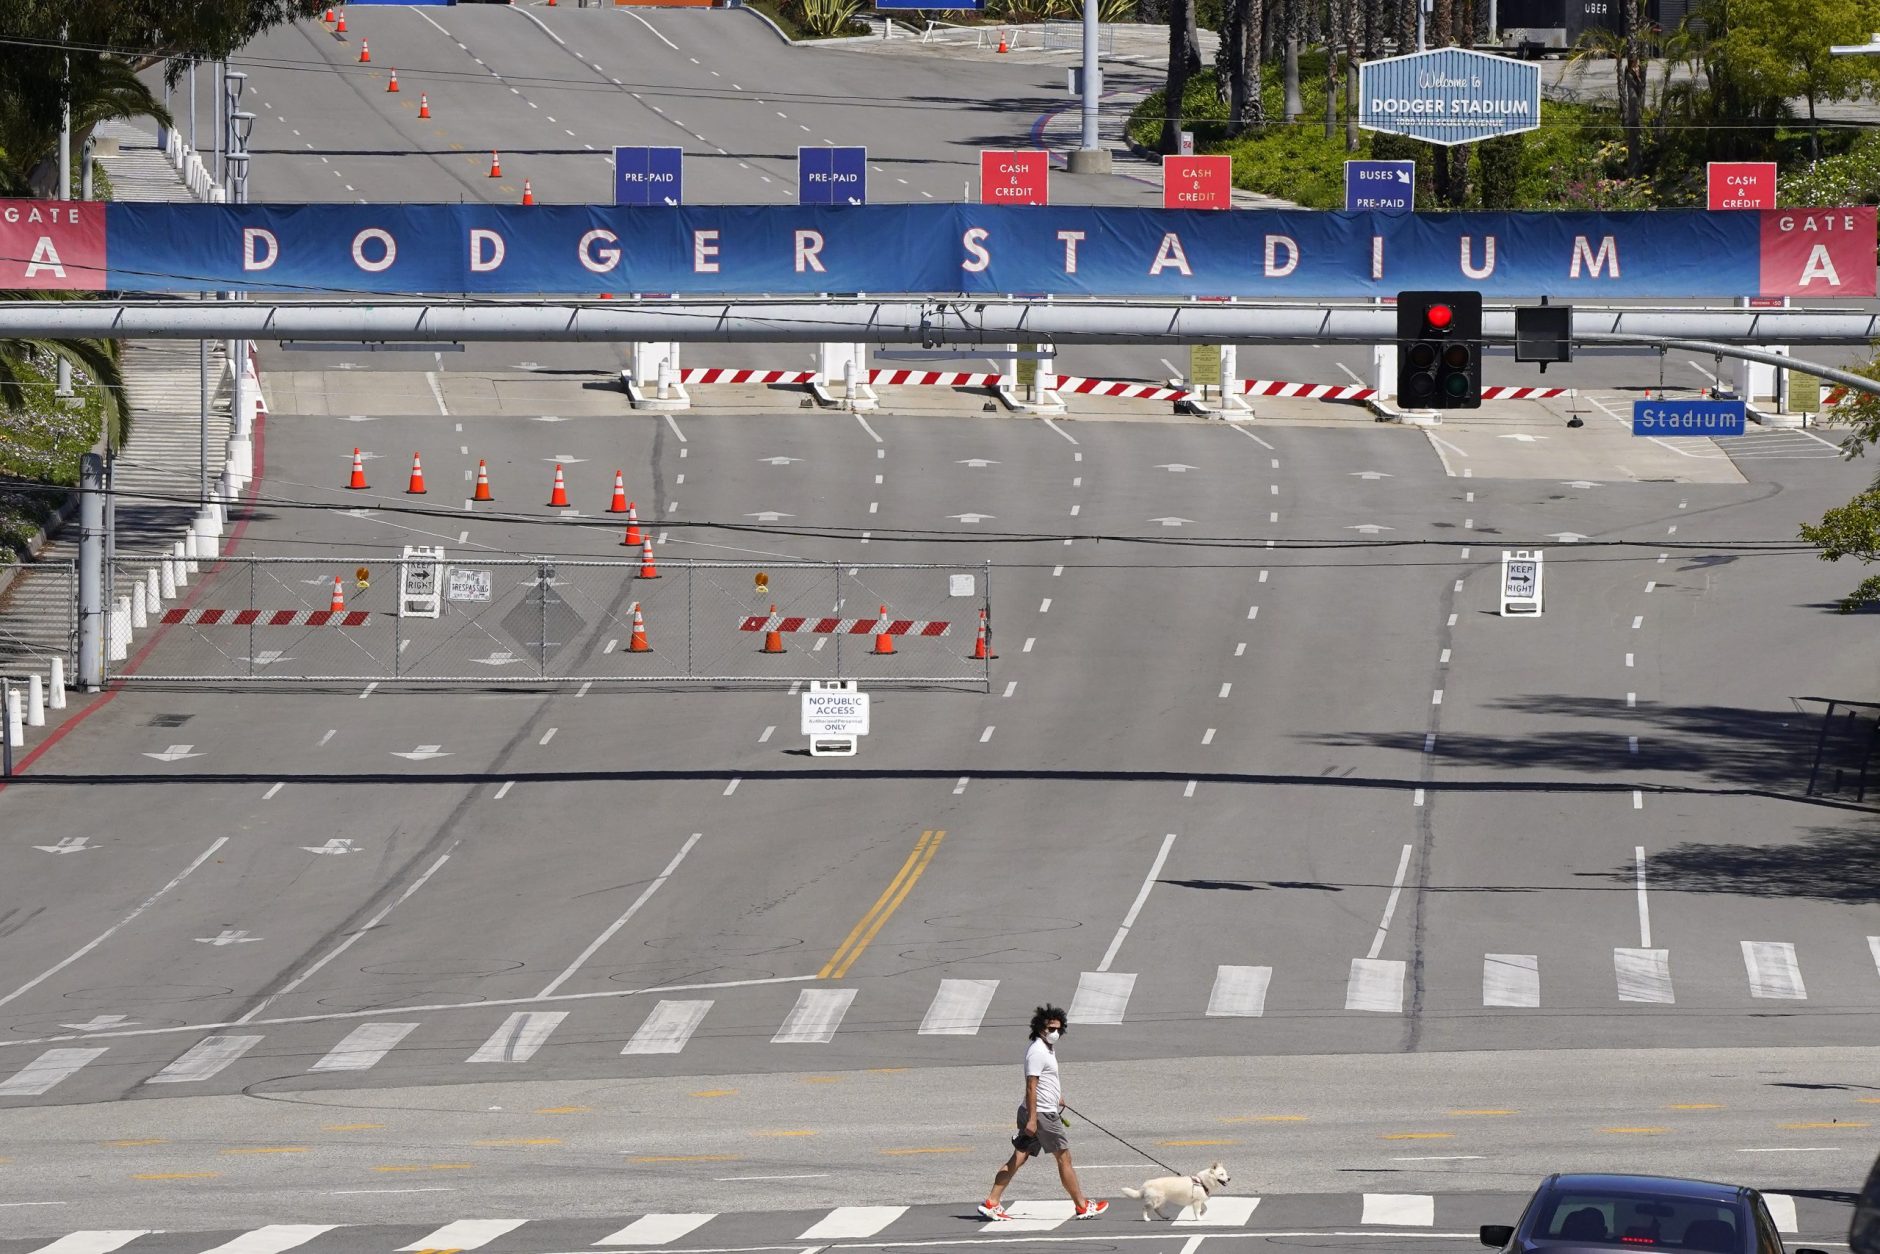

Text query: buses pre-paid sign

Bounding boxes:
[1358,48,1541,146]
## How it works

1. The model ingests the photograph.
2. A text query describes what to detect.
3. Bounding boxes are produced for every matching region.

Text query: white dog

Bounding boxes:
[1120,1162,1232,1221]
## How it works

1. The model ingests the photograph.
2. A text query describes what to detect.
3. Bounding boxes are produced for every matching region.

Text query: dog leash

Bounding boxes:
[1060,1104,1183,1175]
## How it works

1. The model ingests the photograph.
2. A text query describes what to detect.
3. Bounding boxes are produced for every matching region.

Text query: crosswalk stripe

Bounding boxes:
[1345,959,1404,1012]
[1764,1194,1798,1234]
[195,1224,340,1254]
[310,1023,418,1072]
[1205,965,1271,1017]
[468,1011,567,1062]
[1069,971,1135,1024]
[798,1206,909,1239]
[1614,948,1674,1003]
[146,1035,262,1083]
[1362,1194,1434,1226]
[1179,1197,1262,1226]
[919,978,998,1034]
[23,1232,150,1254]
[993,1200,1076,1232]
[596,1215,717,1245]
[1742,941,1806,1000]
[1482,954,1540,1007]
[623,1001,713,1055]
[773,989,857,1044]
[396,1219,526,1251]
[1869,936,1880,977]
[0,1047,107,1097]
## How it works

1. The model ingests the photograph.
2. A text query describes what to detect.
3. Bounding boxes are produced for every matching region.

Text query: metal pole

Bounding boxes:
[1066,0,1107,174]
[199,331,209,505]
[77,453,105,690]
[58,24,70,200]
[189,62,196,151]
[80,136,93,200]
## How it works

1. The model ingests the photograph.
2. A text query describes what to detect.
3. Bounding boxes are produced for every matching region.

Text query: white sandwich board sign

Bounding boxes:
[1500,549,1544,616]
[802,680,870,756]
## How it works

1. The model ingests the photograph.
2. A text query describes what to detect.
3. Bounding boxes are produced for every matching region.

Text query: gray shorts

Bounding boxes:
[1013,1103,1069,1155]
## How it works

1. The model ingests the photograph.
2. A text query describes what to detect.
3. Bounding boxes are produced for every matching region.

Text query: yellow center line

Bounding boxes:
[372,1164,475,1172]
[220,1147,309,1155]
[820,830,944,979]
[473,1138,562,1147]
[535,1106,589,1114]
[323,1124,385,1132]
[803,1076,840,1084]
[105,1139,168,1148]
[1449,1109,1516,1116]
[881,1146,974,1155]
[1668,1104,1724,1111]
[1382,1133,1453,1140]
[1160,1139,1239,1147]
[1602,1127,1669,1135]
[868,1067,910,1074]
[1859,1098,1880,1104]
[755,1130,819,1137]
[1221,1114,1307,1123]
[631,1154,741,1163]
[133,1172,219,1180]
[1779,1121,1868,1130]
[692,1089,737,1098]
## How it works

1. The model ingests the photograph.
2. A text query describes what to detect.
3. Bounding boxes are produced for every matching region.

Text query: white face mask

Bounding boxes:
[1043,1029,1061,1044]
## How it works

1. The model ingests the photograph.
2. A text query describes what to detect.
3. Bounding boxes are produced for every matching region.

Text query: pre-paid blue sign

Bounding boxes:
[614,147,682,207]
[1358,47,1541,146]
[1633,398,1747,437]
[1345,160,1415,211]
[799,146,867,206]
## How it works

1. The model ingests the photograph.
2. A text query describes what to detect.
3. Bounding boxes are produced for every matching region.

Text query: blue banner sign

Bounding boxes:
[95,204,1876,300]
[1633,398,1747,437]
[1345,160,1415,212]
[799,146,867,206]
[613,147,682,208]
[1358,48,1542,146]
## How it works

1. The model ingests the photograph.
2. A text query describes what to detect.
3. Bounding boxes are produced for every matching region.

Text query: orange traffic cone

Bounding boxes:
[997,30,1009,52]
[329,577,346,612]
[1700,387,1710,399]
[346,447,368,490]
[406,451,427,494]
[472,459,493,501]
[638,538,660,579]
[387,68,399,92]
[359,38,370,63]
[1644,387,1653,399]
[522,178,534,206]
[762,604,786,654]
[336,8,346,32]
[629,602,651,652]
[872,605,896,655]
[547,465,570,507]
[418,92,430,119]
[488,150,502,178]
[971,609,995,660]
[623,501,642,547]
[324,7,334,21]
[607,471,628,513]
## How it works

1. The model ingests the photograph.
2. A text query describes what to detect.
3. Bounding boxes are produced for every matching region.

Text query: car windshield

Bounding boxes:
[1536,1192,1747,1252]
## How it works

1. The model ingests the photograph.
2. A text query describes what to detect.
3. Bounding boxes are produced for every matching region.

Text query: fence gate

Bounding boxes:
[118,555,992,688]
[0,559,75,683]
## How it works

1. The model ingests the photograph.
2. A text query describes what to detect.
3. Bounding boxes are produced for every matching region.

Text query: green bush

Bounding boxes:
[1781,130,1880,206]
[0,351,110,564]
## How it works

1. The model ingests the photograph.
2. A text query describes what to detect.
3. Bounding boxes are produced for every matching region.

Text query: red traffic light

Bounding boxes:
[1426,303,1454,330]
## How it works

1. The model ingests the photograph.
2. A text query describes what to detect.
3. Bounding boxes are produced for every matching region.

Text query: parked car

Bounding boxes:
[1480,1173,1829,1254]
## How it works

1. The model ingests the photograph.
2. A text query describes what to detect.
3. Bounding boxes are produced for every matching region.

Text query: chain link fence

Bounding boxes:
[112,555,993,688]
[0,560,75,682]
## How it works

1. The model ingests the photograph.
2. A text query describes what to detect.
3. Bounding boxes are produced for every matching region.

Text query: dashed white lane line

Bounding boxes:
[953,776,969,795]
[1633,790,1644,810]
[576,680,592,698]
[1218,682,1232,698]
[1424,733,1436,753]
[663,412,687,443]
[1632,615,1645,629]
[1453,579,1464,592]
[1096,832,1178,972]
[539,728,557,746]
[493,782,514,800]
[1229,425,1275,449]
[1432,690,1444,705]
[854,413,883,443]
[1439,649,1451,665]
[1022,637,1035,652]
[604,639,618,655]
[1259,570,1268,582]
[1183,780,1197,798]
[1628,736,1639,755]
[360,682,378,700]
[724,778,741,796]
[1645,580,1656,593]
[1202,728,1216,744]
[263,783,284,800]
[1069,504,1080,516]
[1234,643,1246,656]
[1414,788,1425,806]
[1626,652,1635,666]
[979,726,995,743]
[759,725,775,744]
[1447,613,1458,626]
[318,730,337,748]
[1627,693,1637,707]
[1003,681,1017,698]
[1039,598,1052,613]
[1052,565,1063,576]
[1247,606,1258,619]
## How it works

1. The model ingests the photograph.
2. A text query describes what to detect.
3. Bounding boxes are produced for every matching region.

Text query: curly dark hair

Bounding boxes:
[1029,1004,1068,1041]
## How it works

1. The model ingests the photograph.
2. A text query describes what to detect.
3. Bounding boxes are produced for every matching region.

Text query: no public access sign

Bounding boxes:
[802,687,870,735]
[980,150,1049,206]
[1358,48,1541,146]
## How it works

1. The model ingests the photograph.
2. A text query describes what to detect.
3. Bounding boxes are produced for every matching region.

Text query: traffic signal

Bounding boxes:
[1396,291,1482,409]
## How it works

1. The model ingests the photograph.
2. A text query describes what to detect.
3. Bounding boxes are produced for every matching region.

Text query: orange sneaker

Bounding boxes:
[1074,1200,1109,1220]
[977,1201,1012,1221]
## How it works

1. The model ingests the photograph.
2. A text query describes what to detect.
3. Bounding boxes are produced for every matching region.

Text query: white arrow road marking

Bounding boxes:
[544,454,589,463]
[59,1015,137,1032]
[1561,480,1603,488]
[1498,433,1547,443]
[1351,471,1393,480]
[759,456,803,465]
[956,458,999,467]
[391,745,452,760]
[34,836,92,854]
[143,745,202,762]
[471,652,523,667]
[949,513,995,523]
[1148,517,1194,527]
[1348,524,1395,534]
[1546,532,1588,543]
[195,929,261,946]
[746,511,795,522]
[1155,463,1198,472]
[302,839,359,856]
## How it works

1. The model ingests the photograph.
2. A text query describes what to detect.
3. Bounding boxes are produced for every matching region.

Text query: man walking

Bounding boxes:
[977,1004,1108,1221]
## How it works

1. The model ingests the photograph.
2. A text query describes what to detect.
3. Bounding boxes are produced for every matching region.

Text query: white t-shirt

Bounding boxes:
[1024,1038,1061,1113]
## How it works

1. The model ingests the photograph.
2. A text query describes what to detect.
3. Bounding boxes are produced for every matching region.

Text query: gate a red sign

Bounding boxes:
[1163,155,1232,210]
[1707,162,1777,210]
[980,150,1049,206]
[0,200,106,289]
[1759,207,1878,297]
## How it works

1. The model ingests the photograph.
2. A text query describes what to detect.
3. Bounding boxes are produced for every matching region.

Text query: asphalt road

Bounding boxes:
[2,6,1878,1249]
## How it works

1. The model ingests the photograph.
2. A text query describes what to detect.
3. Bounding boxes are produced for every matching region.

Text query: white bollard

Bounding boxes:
[844,359,858,397]
[183,529,201,574]
[49,658,66,710]
[195,515,219,561]
[131,579,148,629]
[207,500,224,531]
[26,674,44,727]
[5,689,21,748]
[657,359,673,400]
[146,565,161,609]
[229,435,253,485]
[109,596,131,661]
[161,551,179,598]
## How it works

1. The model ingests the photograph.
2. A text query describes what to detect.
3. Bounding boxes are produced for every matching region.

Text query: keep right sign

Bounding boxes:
[1707,161,1776,210]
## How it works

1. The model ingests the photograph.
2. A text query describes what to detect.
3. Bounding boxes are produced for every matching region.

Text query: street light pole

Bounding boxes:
[1067,0,1109,174]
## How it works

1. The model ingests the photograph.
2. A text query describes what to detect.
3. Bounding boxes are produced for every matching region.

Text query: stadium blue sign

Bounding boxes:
[1358,48,1541,146]
[1345,160,1415,212]
[1633,398,1747,437]
[800,147,867,206]
[613,147,682,208]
